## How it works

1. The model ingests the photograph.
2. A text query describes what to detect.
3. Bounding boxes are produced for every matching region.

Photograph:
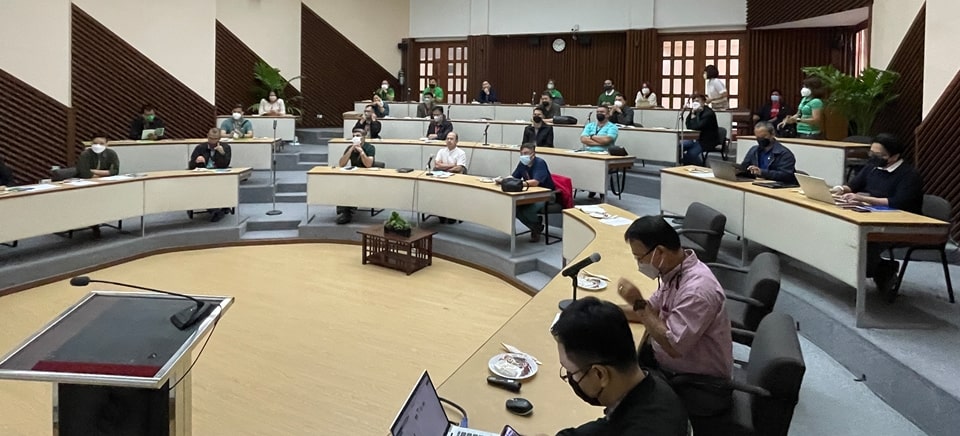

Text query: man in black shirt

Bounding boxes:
[831,133,923,298]
[538,92,562,121]
[353,105,382,139]
[128,103,166,140]
[426,106,454,140]
[682,94,720,166]
[189,128,233,222]
[608,93,635,126]
[552,297,689,436]
[739,121,797,184]
[522,107,554,147]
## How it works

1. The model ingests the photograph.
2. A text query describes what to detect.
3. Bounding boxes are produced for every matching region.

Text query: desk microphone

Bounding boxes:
[561,252,601,277]
[425,154,434,174]
[587,111,593,123]
[483,123,490,145]
[272,119,278,129]
[70,276,215,330]
[447,105,452,120]
[531,92,537,105]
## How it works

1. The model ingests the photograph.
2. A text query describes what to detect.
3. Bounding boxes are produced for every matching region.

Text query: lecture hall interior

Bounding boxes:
[0,0,958,435]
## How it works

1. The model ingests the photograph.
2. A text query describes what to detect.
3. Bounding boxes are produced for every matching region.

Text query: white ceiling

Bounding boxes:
[757,7,870,30]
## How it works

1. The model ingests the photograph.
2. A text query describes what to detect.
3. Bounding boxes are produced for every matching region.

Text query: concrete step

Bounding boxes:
[515,270,553,293]
[275,192,307,203]
[239,185,273,203]
[277,160,325,172]
[276,182,306,193]
[295,128,342,144]
[240,229,301,240]
[245,219,302,232]
[298,152,328,162]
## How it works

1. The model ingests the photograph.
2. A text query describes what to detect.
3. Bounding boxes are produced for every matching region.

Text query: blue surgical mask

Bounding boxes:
[519,155,532,166]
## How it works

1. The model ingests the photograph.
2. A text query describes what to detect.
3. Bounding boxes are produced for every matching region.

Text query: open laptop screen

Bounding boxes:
[391,371,450,436]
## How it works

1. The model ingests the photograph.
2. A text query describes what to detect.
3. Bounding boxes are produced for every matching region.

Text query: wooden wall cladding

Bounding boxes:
[215,22,300,117]
[747,0,872,28]
[72,4,214,149]
[0,69,70,184]
[915,70,960,241]
[872,4,924,160]
[623,29,661,104]
[300,3,400,128]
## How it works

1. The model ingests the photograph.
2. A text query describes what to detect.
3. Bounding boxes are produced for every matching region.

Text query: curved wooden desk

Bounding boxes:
[328,138,634,194]
[306,167,552,254]
[0,169,250,244]
[660,166,948,327]
[97,138,281,172]
[737,135,870,186]
[436,204,659,434]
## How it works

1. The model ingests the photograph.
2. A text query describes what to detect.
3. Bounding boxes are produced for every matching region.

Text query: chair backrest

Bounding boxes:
[550,173,574,209]
[717,126,728,143]
[922,195,951,222]
[741,252,781,330]
[683,202,726,262]
[50,167,78,181]
[746,311,805,436]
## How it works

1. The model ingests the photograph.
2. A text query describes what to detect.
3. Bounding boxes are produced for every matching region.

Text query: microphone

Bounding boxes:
[425,154,434,173]
[272,119,278,129]
[587,111,594,123]
[447,105,452,119]
[70,276,216,330]
[532,91,537,105]
[561,253,601,278]
[483,123,490,145]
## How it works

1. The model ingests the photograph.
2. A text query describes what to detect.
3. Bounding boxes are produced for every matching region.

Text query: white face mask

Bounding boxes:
[269,95,277,102]
[771,95,780,102]
[232,112,242,120]
[547,83,554,90]
[638,249,662,279]
[801,87,812,97]
[614,100,623,107]
[690,102,702,110]
[351,136,362,145]
[642,88,650,95]
[703,73,708,80]
[381,84,389,89]
[91,144,106,154]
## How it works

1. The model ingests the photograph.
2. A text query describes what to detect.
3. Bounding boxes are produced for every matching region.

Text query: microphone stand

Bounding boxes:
[558,275,578,310]
[483,124,490,145]
[675,97,691,166]
[266,119,282,216]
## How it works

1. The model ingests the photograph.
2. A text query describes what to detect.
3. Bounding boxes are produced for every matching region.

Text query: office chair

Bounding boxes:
[843,136,873,182]
[701,126,730,162]
[890,195,955,303]
[709,252,782,345]
[668,202,726,263]
[536,173,572,245]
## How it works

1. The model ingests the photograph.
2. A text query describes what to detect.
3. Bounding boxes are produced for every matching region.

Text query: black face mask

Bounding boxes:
[568,369,603,406]
[596,114,606,122]
[757,138,772,148]
[533,115,543,124]
[603,85,613,91]
[868,153,890,168]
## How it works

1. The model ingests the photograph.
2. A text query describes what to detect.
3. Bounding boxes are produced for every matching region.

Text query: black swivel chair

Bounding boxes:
[536,192,564,245]
[709,252,782,345]
[701,126,731,162]
[843,136,873,182]
[890,194,956,303]
[668,202,726,263]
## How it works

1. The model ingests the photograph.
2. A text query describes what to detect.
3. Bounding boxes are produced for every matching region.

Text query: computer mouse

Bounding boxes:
[505,397,533,416]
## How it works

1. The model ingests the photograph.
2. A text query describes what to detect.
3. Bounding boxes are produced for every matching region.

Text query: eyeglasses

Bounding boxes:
[634,246,656,264]
[559,361,609,383]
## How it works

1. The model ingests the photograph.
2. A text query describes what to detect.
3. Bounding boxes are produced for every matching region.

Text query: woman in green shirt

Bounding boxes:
[780,77,825,139]
[546,79,564,105]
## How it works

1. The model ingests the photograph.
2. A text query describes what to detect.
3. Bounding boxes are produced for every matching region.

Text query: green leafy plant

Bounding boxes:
[801,65,900,136]
[384,211,411,232]
[249,60,304,116]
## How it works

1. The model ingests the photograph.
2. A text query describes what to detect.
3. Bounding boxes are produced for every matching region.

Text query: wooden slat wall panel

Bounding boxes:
[916,71,960,241]
[300,3,399,128]
[747,0,873,28]
[72,5,214,151]
[466,35,493,101]
[871,4,924,161]
[0,69,70,184]
[215,22,300,117]
[624,29,661,103]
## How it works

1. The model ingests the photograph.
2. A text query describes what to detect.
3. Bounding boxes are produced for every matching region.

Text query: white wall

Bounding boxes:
[870,0,924,69]
[924,0,960,116]
[410,0,745,37]
[73,0,217,103]
[216,0,301,89]
[0,0,72,105]
[302,0,409,73]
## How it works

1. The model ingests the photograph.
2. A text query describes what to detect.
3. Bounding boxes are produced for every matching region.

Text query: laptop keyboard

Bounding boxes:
[456,430,489,436]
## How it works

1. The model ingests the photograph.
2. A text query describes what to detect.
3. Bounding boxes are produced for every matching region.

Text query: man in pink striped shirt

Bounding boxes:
[617,215,733,436]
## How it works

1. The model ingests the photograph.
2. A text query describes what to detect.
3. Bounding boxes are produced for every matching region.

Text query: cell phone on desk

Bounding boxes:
[501,424,521,436]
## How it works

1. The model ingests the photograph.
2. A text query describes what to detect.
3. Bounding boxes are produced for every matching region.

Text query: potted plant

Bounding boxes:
[384,211,412,237]
[801,65,900,136]
[249,60,304,117]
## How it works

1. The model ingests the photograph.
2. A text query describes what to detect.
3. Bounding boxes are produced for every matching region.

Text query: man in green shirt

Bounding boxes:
[597,79,618,106]
[220,104,254,138]
[422,77,444,101]
[77,134,120,179]
[375,79,396,101]
[336,128,377,224]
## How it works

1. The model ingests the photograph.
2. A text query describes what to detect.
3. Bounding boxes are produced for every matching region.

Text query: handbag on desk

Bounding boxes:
[500,178,527,192]
[608,146,628,156]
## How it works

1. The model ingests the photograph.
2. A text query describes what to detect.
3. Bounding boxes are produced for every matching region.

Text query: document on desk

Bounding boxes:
[10,183,59,192]
[99,175,135,181]
[65,180,98,187]
[600,217,633,226]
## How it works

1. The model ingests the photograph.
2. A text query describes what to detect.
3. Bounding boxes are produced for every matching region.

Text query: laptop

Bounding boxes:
[796,173,849,205]
[390,371,499,436]
[708,160,753,182]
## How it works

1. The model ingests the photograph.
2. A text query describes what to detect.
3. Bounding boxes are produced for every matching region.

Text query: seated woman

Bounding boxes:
[634,82,658,108]
[258,90,286,115]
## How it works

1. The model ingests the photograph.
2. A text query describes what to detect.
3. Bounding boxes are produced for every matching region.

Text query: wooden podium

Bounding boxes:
[0,291,232,436]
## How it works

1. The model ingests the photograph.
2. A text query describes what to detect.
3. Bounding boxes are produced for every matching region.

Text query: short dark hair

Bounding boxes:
[614,92,624,98]
[352,127,366,134]
[873,133,904,156]
[754,121,776,135]
[704,65,720,79]
[432,106,444,114]
[691,93,707,101]
[233,103,244,111]
[541,91,553,99]
[520,143,536,152]
[624,215,681,251]
[551,297,638,371]
[364,104,374,110]
[91,132,108,141]
[140,104,156,113]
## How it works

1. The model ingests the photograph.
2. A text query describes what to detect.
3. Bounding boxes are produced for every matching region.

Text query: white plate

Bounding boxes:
[588,212,610,219]
[477,177,495,183]
[577,276,608,291]
[488,353,538,380]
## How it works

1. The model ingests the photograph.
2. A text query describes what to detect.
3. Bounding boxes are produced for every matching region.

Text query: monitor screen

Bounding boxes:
[390,371,450,436]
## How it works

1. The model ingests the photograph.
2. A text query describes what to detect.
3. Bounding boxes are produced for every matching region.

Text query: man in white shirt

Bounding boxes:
[434,132,467,174]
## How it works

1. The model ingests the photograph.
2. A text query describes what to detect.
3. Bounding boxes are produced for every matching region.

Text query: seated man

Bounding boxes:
[579,105,619,152]
[426,106,454,140]
[422,77,444,101]
[353,104,382,139]
[495,143,555,242]
[552,297,689,436]
[220,104,254,138]
[682,94,720,166]
[522,107,554,147]
[128,103,165,140]
[375,79,395,101]
[618,215,733,435]
[335,129,376,225]
[416,91,437,118]
[830,133,923,297]
[538,91,562,120]
[738,121,797,184]
[608,93,635,126]
[77,134,120,179]
[189,128,233,222]
[433,132,468,224]
[476,80,499,103]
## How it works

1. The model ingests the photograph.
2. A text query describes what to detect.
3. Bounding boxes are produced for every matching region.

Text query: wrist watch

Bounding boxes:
[633,299,647,311]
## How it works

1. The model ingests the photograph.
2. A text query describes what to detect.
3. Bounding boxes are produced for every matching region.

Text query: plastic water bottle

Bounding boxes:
[292,136,300,146]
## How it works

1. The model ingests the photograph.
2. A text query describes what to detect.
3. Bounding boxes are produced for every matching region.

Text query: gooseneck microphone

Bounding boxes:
[561,252,601,277]
[587,111,594,123]
[425,154,434,174]
[70,276,215,330]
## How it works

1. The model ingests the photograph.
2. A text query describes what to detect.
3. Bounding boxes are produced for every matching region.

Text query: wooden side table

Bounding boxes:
[357,225,437,275]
